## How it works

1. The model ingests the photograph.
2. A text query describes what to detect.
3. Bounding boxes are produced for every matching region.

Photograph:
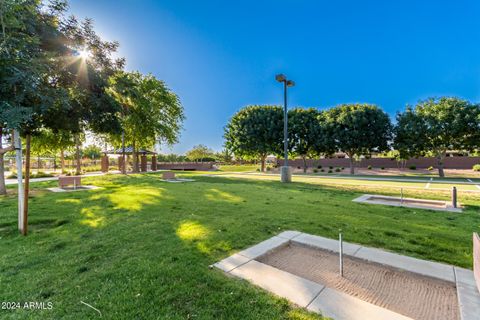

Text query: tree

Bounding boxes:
[289,108,334,173]
[83,145,102,159]
[108,71,185,172]
[0,0,124,235]
[394,97,480,177]
[224,105,283,172]
[186,144,215,162]
[215,148,233,163]
[325,104,392,174]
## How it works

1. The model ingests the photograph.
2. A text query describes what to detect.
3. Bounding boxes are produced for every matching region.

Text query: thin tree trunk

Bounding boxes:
[121,130,126,174]
[23,134,31,236]
[75,133,81,175]
[437,152,446,178]
[60,149,65,173]
[37,154,40,173]
[260,154,266,172]
[302,155,307,173]
[0,128,14,195]
[0,151,6,195]
[348,154,355,175]
[132,140,138,173]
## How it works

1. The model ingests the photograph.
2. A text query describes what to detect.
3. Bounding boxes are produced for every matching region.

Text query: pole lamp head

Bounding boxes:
[286,80,295,87]
[275,74,286,82]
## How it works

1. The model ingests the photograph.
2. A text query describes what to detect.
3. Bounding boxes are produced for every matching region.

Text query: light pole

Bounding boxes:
[275,74,295,183]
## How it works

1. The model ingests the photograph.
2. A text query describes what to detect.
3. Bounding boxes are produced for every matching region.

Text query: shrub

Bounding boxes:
[427,166,434,171]
[380,167,385,170]
[341,167,344,170]
[473,164,480,171]
[367,165,372,170]
[31,171,54,178]
[266,166,271,171]
[335,168,341,172]
[329,166,333,170]
[297,166,301,169]
[7,172,17,179]
[317,165,322,169]
[320,169,325,172]
[256,168,260,172]
[313,168,318,173]
[328,170,333,173]
[409,165,416,170]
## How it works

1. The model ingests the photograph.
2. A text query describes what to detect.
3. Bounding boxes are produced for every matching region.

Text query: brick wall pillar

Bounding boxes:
[151,155,157,171]
[101,155,109,173]
[140,155,147,172]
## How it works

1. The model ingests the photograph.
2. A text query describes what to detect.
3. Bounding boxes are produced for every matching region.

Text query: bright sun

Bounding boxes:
[78,49,90,60]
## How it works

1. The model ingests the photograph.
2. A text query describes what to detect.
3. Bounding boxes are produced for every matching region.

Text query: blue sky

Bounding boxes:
[69,0,480,154]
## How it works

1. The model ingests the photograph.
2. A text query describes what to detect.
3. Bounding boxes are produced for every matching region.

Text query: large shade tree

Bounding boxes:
[186,144,215,162]
[325,104,392,174]
[108,71,184,172]
[224,105,283,172]
[394,97,480,177]
[288,108,335,173]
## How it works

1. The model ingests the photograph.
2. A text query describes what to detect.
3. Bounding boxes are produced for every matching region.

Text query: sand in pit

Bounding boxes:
[257,243,459,320]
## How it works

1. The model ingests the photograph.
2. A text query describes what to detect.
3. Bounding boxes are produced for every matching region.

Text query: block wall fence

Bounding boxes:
[278,157,480,169]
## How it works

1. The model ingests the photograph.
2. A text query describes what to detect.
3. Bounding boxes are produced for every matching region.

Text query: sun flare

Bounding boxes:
[78,48,90,60]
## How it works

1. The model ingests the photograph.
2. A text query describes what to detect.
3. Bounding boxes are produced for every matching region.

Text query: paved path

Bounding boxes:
[210,171,479,185]
[5,172,108,185]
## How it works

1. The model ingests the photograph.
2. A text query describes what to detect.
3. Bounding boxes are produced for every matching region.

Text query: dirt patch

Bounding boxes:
[257,243,459,320]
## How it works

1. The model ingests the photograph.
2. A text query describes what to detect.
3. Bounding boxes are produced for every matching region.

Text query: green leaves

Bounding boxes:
[394,97,480,176]
[108,71,185,150]
[324,104,392,157]
[224,105,283,160]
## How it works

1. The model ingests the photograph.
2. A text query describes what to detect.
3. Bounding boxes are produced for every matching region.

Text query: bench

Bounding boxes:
[162,172,176,180]
[59,176,82,189]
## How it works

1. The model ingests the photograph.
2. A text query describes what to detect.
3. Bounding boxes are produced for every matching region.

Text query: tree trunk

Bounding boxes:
[37,154,40,173]
[260,154,266,172]
[23,134,31,236]
[75,133,81,175]
[121,130,126,174]
[0,151,6,195]
[302,155,307,173]
[132,140,138,173]
[0,128,14,195]
[437,152,446,178]
[60,149,65,173]
[348,154,355,175]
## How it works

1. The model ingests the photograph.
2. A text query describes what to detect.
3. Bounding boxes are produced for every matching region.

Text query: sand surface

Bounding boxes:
[257,243,459,320]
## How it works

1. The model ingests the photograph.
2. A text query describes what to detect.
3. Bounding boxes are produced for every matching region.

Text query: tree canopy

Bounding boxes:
[324,104,392,174]
[288,108,334,172]
[224,105,283,171]
[186,144,215,162]
[394,97,480,177]
[108,71,185,171]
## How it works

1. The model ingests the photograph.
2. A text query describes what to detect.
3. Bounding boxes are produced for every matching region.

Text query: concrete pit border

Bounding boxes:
[213,231,480,320]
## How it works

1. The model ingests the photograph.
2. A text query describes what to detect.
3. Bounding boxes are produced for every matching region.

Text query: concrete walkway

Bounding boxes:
[214,171,479,185]
[5,171,108,185]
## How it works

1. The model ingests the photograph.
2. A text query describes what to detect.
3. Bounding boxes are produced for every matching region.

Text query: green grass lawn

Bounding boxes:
[1,172,479,319]
[216,164,259,172]
[208,172,480,192]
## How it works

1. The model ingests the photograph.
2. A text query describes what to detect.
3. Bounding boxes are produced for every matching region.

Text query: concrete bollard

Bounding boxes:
[452,187,457,208]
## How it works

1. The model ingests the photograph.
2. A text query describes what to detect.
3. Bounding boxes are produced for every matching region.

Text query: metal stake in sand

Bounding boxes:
[339,231,344,277]
[452,186,457,208]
